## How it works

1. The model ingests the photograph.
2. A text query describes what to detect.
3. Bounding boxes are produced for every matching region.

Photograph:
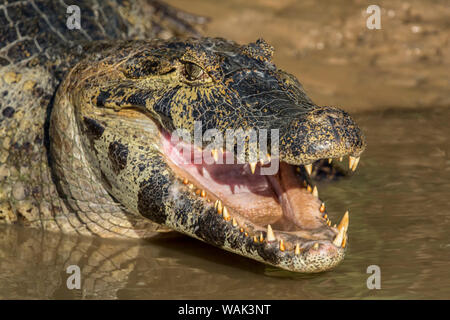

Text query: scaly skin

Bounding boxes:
[0,0,365,272]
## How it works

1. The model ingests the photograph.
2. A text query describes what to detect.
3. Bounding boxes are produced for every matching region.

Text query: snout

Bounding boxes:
[278,106,366,165]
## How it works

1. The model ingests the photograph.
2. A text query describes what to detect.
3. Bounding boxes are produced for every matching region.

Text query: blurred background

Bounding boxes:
[168,0,450,112]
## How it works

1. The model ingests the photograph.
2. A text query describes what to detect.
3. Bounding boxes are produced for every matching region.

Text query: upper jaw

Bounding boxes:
[278,106,366,166]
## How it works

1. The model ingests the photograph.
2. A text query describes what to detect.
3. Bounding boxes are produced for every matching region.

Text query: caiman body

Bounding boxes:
[0,0,365,273]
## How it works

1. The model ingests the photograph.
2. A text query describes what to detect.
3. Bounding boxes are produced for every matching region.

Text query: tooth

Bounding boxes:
[266,224,276,242]
[342,234,347,248]
[249,162,257,174]
[266,153,271,162]
[313,243,319,250]
[327,220,331,226]
[337,210,349,233]
[253,236,258,243]
[323,213,328,219]
[195,189,201,195]
[217,200,223,214]
[333,225,345,247]
[259,233,264,242]
[279,239,285,251]
[183,178,189,184]
[244,232,248,237]
[232,217,238,226]
[349,156,355,170]
[188,184,194,189]
[312,186,318,198]
[201,190,206,197]
[223,206,230,220]
[240,228,244,233]
[260,158,265,165]
[328,158,332,164]
[333,211,349,247]
[214,200,218,209]
[304,164,312,175]
[307,185,312,193]
[295,243,301,255]
[211,149,219,162]
[320,203,325,213]
[351,157,360,171]
[339,157,343,162]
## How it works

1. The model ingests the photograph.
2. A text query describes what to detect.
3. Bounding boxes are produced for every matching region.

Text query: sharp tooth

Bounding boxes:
[304,164,312,175]
[214,200,219,209]
[333,211,349,247]
[313,243,319,250]
[253,236,258,243]
[217,200,223,214]
[259,233,264,243]
[339,156,343,162]
[323,213,328,219]
[260,158,265,165]
[333,225,345,247]
[183,178,189,184]
[211,149,219,162]
[223,206,230,220]
[249,162,257,174]
[279,239,285,251]
[342,234,347,248]
[307,185,312,193]
[267,153,271,162]
[351,157,360,171]
[320,203,326,213]
[349,156,356,170]
[328,158,332,164]
[201,190,206,197]
[312,186,318,198]
[195,189,201,195]
[337,210,349,233]
[295,243,301,255]
[232,217,238,227]
[327,220,331,226]
[266,224,276,242]
[240,227,244,233]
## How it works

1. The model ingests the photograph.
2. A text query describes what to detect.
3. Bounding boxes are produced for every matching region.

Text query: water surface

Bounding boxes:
[1,107,449,299]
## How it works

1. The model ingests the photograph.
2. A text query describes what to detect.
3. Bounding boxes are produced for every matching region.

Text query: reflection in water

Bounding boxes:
[1,107,449,299]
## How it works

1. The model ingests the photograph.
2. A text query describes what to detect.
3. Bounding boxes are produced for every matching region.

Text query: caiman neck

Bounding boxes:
[49,77,165,238]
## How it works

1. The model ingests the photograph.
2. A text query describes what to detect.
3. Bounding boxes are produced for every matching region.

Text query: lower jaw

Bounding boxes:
[158,134,349,273]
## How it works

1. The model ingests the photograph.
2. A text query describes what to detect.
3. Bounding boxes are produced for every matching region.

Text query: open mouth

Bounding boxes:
[160,128,356,268]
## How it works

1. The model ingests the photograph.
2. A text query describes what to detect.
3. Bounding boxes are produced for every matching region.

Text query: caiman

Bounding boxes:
[0,0,365,273]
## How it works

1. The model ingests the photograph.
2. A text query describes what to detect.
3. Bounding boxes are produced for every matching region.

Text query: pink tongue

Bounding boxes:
[162,137,283,225]
[162,134,321,229]
[272,163,323,229]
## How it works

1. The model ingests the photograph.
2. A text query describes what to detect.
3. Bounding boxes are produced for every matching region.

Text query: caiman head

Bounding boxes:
[52,38,365,273]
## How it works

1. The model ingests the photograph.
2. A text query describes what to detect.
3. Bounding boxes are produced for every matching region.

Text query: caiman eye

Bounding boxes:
[184,62,204,81]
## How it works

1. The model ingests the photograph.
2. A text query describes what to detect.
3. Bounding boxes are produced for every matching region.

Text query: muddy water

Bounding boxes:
[1,107,449,299]
[1,0,449,299]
